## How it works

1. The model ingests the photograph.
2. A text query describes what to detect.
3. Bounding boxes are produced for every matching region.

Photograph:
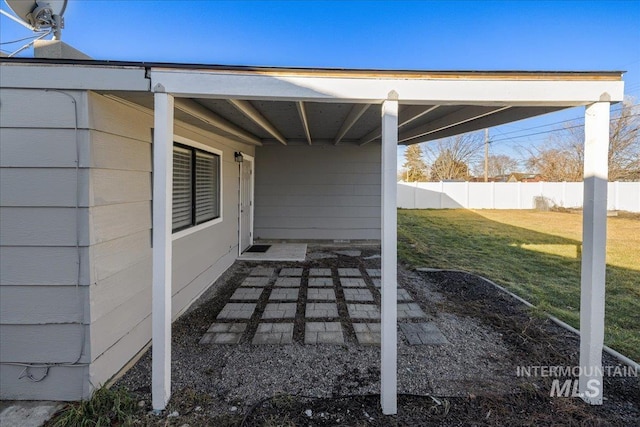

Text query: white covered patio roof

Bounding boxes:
[103,66,624,148]
[144,63,624,416]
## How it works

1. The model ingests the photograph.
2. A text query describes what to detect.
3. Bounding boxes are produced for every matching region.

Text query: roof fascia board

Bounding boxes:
[0,58,624,79]
[150,69,624,105]
[0,63,149,91]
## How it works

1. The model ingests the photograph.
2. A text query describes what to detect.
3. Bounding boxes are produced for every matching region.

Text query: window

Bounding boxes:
[172,143,221,232]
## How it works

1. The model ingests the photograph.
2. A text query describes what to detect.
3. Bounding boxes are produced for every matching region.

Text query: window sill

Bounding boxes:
[172,216,223,241]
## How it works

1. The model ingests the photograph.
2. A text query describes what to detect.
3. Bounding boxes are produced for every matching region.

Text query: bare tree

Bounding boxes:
[401,144,429,181]
[472,154,520,178]
[527,98,640,181]
[424,132,484,181]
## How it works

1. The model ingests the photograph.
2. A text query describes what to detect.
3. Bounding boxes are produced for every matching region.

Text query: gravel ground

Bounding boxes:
[110,246,639,426]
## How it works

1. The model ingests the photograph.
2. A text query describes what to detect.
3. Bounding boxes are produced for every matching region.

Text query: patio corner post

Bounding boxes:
[381,93,399,415]
[152,87,174,411]
[579,101,610,405]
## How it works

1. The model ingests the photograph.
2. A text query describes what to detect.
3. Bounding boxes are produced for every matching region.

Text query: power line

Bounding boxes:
[489,112,640,145]
[494,104,627,138]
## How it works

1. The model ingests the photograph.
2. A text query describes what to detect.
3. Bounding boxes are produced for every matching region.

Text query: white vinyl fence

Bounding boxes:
[397,181,640,212]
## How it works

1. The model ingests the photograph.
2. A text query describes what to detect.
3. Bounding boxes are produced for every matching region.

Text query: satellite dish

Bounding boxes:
[3,0,67,39]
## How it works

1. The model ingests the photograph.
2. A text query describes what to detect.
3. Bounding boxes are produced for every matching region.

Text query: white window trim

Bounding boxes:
[172,135,223,241]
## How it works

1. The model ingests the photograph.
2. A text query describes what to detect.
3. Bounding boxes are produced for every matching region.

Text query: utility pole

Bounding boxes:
[484,128,489,182]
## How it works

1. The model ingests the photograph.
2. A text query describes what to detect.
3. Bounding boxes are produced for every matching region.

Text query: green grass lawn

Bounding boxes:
[397,209,640,362]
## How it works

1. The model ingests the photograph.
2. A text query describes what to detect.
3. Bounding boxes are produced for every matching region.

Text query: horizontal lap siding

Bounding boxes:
[87,93,253,390]
[0,89,90,399]
[254,144,381,241]
[0,365,87,401]
[86,94,153,389]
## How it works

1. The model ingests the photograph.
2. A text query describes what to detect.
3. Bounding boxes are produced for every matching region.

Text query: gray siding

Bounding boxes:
[0,89,91,400]
[254,143,381,240]
[0,88,254,400]
[86,93,254,390]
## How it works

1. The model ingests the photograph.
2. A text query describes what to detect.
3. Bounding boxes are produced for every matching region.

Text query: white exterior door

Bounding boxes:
[239,156,254,253]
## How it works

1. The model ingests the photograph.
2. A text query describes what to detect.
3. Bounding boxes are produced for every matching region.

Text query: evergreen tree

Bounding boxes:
[402,144,428,181]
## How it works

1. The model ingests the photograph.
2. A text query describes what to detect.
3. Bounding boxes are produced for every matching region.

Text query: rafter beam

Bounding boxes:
[334,103,371,145]
[401,106,563,145]
[174,99,262,146]
[398,106,511,143]
[228,99,287,145]
[359,105,439,146]
[296,101,312,145]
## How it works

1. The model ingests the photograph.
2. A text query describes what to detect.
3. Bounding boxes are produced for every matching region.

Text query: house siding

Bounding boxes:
[0,88,254,400]
[0,88,91,400]
[86,93,253,391]
[254,143,381,241]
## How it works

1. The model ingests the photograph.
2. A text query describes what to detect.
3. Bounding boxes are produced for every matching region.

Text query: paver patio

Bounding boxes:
[204,262,447,346]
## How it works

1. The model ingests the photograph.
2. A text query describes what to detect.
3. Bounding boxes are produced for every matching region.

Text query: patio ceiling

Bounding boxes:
[107,90,569,147]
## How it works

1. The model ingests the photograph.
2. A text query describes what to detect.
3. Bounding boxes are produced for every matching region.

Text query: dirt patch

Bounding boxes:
[106,248,638,426]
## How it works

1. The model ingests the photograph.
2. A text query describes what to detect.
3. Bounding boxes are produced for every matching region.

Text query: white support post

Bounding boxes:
[152,89,174,411]
[380,93,398,415]
[579,101,610,405]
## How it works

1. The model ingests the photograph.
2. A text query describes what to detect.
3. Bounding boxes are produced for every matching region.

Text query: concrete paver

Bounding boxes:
[305,302,339,318]
[280,268,303,276]
[397,288,414,302]
[343,288,374,302]
[338,268,362,276]
[274,277,301,287]
[366,269,381,277]
[306,288,336,301]
[200,323,247,344]
[335,250,361,257]
[309,268,332,276]
[250,267,275,277]
[353,323,381,345]
[399,322,449,345]
[269,288,299,301]
[308,277,334,287]
[230,288,263,300]
[347,304,380,319]
[397,303,427,319]
[305,322,344,344]
[217,303,257,320]
[240,277,270,287]
[262,303,297,319]
[252,323,294,344]
[340,278,367,288]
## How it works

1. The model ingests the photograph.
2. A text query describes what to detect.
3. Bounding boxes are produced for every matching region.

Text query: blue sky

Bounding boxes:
[2,0,639,166]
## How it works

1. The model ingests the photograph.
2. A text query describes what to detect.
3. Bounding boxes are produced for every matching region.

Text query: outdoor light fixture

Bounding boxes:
[234,152,244,163]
